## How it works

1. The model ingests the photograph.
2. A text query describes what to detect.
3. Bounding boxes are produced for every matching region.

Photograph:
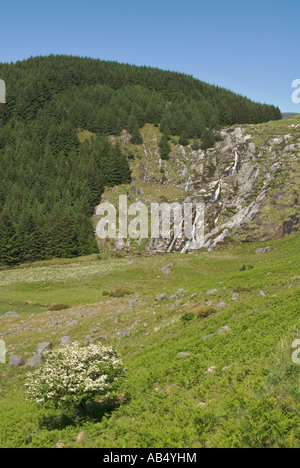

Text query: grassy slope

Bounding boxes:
[0,231,299,448]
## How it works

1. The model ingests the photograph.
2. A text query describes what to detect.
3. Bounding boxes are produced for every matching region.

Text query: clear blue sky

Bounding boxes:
[0,0,298,112]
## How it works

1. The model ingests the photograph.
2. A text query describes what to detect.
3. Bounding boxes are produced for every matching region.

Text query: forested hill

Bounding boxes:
[0,55,282,266]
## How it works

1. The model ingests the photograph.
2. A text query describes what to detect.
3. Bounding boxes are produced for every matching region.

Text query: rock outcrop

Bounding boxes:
[96,119,300,254]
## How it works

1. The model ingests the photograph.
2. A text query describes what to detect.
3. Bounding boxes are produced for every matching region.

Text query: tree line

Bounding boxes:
[0,55,281,266]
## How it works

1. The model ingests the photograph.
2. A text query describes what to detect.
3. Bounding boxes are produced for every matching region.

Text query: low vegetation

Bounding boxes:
[25,343,125,412]
[0,232,299,447]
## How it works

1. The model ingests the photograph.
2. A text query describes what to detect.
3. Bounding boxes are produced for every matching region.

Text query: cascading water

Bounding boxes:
[229,151,240,176]
[210,180,222,204]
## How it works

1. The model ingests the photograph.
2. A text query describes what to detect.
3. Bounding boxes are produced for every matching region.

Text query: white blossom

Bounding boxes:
[25,343,124,408]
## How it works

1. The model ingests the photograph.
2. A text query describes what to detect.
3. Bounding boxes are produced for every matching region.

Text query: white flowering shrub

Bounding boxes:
[25,343,125,409]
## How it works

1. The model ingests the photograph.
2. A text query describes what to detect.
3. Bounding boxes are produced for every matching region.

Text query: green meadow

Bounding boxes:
[0,232,299,448]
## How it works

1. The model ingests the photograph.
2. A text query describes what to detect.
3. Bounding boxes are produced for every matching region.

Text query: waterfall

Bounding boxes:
[181,210,204,253]
[167,216,184,253]
[210,180,221,204]
[229,151,240,176]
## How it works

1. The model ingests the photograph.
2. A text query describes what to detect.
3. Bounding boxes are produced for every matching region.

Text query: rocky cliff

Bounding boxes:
[95,115,300,254]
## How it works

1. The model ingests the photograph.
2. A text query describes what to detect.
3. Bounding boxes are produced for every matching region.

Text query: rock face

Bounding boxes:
[96,120,300,254]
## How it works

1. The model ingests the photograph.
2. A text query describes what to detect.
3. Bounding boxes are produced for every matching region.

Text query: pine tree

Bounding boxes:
[201,128,216,150]
[130,125,143,145]
[159,135,171,160]
[179,131,189,146]
[0,207,20,266]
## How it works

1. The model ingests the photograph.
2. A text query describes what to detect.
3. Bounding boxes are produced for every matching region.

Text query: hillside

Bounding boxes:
[1,56,300,449]
[282,113,299,119]
[0,55,282,266]
[0,231,299,447]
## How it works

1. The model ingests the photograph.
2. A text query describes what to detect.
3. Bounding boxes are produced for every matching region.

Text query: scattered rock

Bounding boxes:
[129,320,139,330]
[117,328,129,338]
[218,326,232,334]
[255,246,271,254]
[26,353,44,368]
[206,289,218,295]
[217,302,227,308]
[260,290,266,297]
[177,352,192,358]
[162,263,173,276]
[98,334,108,341]
[283,144,297,153]
[204,366,216,375]
[65,320,78,329]
[5,311,20,318]
[9,355,25,368]
[60,336,73,346]
[155,293,168,301]
[36,342,52,355]
[269,137,283,146]
[173,289,188,296]
[171,301,180,310]
[231,293,240,301]
[201,333,215,341]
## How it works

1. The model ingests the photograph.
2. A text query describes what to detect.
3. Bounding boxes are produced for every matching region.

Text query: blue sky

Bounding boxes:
[0,0,298,111]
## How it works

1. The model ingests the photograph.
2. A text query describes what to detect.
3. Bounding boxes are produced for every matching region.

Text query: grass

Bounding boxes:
[0,231,300,447]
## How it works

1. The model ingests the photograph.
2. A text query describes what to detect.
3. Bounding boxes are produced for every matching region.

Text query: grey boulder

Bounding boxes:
[60,336,73,346]
[155,293,168,301]
[117,328,129,338]
[5,311,20,318]
[9,355,25,368]
[206,289,218,295]
[26,353,44,368]
[36,342,53,355]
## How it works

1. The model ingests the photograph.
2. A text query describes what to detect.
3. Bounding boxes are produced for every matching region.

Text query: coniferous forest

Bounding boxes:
[0,55,282,266]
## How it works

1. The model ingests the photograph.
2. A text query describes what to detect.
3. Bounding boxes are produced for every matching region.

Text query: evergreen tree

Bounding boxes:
[179,131,190,146]
[201,128,216,150]
[159,135,171,160]
[130,125,143,145]
[0,55,281,265]
[0,207,19,266]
